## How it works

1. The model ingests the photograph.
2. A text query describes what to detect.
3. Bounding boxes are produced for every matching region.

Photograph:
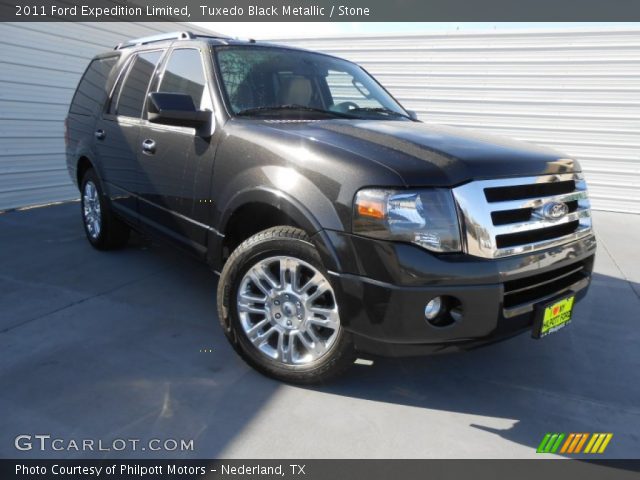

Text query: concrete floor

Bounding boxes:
[0,203,638,459]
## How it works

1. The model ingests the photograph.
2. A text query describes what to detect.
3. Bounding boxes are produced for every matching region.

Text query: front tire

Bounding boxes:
[217,226,355,384]
[80,169,129,250]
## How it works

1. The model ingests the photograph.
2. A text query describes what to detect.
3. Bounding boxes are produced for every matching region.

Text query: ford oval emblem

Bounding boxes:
[542,201,569,220]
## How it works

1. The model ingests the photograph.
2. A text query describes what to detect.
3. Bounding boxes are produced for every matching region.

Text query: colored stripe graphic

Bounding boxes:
[537,433,552,453]
[598,433,613,453]
[560,433,575,453]
[539,433,612,454]
[550,433,565,453]
[537,433,565,453]
[585,433,613,454]
[575,433,589,453]
[561,433,588,453]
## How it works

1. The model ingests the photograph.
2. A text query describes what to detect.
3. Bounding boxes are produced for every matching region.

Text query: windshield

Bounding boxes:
[214,46,409,119]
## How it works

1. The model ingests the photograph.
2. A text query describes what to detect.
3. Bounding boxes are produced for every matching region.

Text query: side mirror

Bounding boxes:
[147,92,210,129]
[406,110,419,121]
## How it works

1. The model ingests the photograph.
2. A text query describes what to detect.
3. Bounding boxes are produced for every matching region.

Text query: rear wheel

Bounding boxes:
[80,169,129,250]
[217,226,355,384]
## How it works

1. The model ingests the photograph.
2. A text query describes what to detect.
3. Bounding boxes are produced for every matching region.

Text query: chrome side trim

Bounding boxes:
[104,180,223,237]
[136,193,223,236]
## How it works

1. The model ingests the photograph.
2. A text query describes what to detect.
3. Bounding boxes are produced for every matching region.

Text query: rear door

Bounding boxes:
[95,50,164,217]
[135,47,215,254]
[66,55,118,183]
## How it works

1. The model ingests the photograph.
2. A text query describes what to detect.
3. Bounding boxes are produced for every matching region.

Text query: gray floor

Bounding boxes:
[0,203,638,459]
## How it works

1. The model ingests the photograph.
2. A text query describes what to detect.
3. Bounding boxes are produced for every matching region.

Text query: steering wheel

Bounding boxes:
[332,101,359,113]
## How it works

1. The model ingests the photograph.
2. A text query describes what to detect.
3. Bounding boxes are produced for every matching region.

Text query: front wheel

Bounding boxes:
[217,227,355,384]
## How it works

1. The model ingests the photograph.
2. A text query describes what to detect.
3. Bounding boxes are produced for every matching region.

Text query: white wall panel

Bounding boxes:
[0,21,214,211]
[276,29,640,213]
[1,27,639,214]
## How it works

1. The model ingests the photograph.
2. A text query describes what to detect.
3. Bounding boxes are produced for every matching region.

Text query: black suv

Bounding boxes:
[66,32,596,383]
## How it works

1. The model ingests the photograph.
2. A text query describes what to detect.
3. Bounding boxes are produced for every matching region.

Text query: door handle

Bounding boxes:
[142,139,156,154]
[94,129,106,140]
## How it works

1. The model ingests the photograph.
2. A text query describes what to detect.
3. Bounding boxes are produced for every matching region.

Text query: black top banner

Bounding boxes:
[1,0,640,22]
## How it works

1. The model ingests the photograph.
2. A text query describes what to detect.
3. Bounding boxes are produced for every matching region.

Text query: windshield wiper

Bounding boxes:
[348,107,412,120]
[236,104,352,118]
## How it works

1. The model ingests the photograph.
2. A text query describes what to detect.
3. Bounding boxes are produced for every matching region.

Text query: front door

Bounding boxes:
[135,47,215,255]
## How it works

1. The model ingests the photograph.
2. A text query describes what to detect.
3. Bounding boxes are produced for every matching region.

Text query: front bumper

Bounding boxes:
[315,230,596,357]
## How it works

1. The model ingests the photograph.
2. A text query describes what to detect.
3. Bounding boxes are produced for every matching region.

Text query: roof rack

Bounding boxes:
[115,31,232,50]
[193,34,231,43]
[115,31,194,50]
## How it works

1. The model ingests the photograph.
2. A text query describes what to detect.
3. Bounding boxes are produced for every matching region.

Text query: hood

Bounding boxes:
[259,119,578,186]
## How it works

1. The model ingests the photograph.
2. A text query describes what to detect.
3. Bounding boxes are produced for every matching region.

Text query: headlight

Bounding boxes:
[353,188,462,253]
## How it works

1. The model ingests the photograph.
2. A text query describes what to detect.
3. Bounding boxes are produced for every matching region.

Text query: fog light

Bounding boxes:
[424,297,443,320]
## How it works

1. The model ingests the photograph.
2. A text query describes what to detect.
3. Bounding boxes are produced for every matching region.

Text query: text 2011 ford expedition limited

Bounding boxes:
[66,32,596,383]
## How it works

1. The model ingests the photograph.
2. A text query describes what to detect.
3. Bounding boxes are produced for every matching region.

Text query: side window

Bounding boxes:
[69,57,117,117]
[106,57,131,115]
[116,51,162,118]
[157,49,208,109]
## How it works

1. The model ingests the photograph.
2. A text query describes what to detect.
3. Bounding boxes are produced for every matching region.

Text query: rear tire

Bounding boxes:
[80,169,129,250]
[217,226,355,384]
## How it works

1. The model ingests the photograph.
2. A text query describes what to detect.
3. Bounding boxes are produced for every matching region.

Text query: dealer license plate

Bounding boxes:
[532,295,575,339]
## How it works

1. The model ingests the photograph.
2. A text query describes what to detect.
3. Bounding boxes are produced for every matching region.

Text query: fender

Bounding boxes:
[69,135,100,188]
[209,186,344,273]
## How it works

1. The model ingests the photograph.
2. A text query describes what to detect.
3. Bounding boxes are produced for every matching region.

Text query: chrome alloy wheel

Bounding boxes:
[82,180,102,239]
[236,256,341,365]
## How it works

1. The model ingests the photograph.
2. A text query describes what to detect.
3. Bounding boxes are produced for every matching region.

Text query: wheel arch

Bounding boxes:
[76,156,96,189]
[213,187,343,272]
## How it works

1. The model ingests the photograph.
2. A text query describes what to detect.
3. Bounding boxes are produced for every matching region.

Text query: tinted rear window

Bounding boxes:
[69,57,117,116]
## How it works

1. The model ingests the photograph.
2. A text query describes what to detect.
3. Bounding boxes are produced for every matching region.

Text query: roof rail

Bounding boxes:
[115,31,195,50]
[192,34,231,44]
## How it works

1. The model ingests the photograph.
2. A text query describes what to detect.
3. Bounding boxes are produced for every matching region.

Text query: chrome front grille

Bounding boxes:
[453,173,592,259]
